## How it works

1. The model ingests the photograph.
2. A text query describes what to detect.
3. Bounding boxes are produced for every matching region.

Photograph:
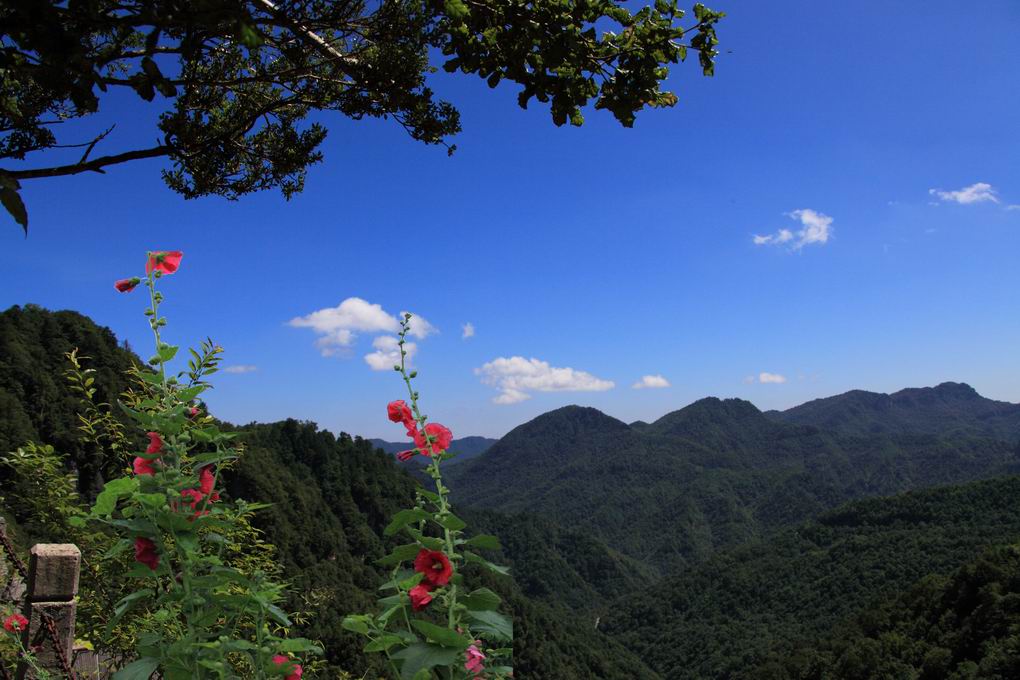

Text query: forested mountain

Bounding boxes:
[601,475,1020,679]
[448,401,1020,573]
[369,435,497,464]
[0,305,660,678]
[768,381,1020,440]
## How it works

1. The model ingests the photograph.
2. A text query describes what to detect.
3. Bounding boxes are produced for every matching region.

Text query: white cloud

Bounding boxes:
[753,210,833,250]
[475,356,615,404]
[758,372,787,384]
[632,374,670,389]
[364,335,417,371]
[462,322,475,339]
[289,297,433,357]
[223,364,258,374]
[743,375,756,384]
[1006,204,1020,212]
[929,182,999,205]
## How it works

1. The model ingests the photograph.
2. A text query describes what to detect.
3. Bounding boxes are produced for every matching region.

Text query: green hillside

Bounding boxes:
[601,475,1020,679]
[449,402,1020,574]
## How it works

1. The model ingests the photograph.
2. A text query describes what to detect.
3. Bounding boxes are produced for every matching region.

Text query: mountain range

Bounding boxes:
[4,303,1020,677]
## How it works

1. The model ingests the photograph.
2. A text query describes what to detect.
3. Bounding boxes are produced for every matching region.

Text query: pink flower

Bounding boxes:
[146,432,163,454]
[414,423,453,457]
[396,449,416,462]
[409,583,434,611]
[387,400,414,425]
[188,406,200,417]
[134,537,159,570]
[133,456,156,476]
[414,549,453,586]
[3,613,28,634]
[146,251,183,275]
[114,278,140,293]
[465,644,486,675]
[272,655,302,680]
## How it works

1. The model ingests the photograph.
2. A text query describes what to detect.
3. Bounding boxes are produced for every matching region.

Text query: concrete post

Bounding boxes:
[16,544,80,680]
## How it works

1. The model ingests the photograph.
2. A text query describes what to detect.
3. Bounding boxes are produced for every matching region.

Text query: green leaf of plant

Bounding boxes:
[342,616,371,635]
[411,620,470,649]
[385,508,430,536]
[1,186,28,235]
[376,543,423,567]
[464,534,501,550]
[436,513,466,531]
[158,344,179,362]
[391,642,462,680]
[93,477,138,516]
[466,609,513,642]
[464,551,510,576]
[460,588,501,611]
[113,589,153,621]
[364,635,404,653]
[112,657,160,680]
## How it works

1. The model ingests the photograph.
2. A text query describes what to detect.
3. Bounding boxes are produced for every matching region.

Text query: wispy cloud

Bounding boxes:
[746,372,787,384]
[753,209,833,250]
[223,364,258,374]
[632,374,670,389]
[1006,204,1020,212]
[475,356,615,404]
[462,322,475,339]
[364,335,417,371]
[929,182,999,205]
[288,297,434,357]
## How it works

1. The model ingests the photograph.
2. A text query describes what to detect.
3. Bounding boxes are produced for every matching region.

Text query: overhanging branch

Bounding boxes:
[3,145,171,181]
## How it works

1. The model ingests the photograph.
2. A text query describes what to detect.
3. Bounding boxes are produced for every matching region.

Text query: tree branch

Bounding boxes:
[3,145,170,181]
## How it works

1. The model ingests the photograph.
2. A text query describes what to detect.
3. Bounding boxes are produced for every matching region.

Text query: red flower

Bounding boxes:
[198,467,215,495]
[387,400,413,425]
[133,456,156,476]
[414,549,453,586]
[272,655,302,680]
[414,423,453,457]
[114,278,140,293]
[188,406,200,417]
[396,449,416,462]
[146,251,183,275]
[134,537,159,570]
[3,613,28,634]
[465,644,486,676]
[409,583,434,611]
[146,432,163,454]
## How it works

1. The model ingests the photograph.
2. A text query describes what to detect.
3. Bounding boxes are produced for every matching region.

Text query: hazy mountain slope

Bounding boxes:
[768,382,1020,440]
[600,475,1020,679]
[449,402,1020,573]
[369,435,497,464]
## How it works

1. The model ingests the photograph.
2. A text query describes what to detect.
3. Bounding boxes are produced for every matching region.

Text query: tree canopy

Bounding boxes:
[0,0,724,233]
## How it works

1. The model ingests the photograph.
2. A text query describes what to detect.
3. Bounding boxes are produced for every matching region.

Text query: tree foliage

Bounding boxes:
[0,0,724,232]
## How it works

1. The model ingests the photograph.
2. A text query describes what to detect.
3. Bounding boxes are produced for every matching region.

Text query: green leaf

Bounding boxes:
[364,635,404,653]
[266,603,292,626]
[274,638,322,653]
[113,589,153,621]
[436,513,466,531]
[342,616,371,635]
[376,543,423,567]
[464,551,510,576]
[112,657,160,680]
[460,588,501,611]
[1,186,28,235]
[391,642,462,680]
[463,534,501,550]
[93,477,138,516]
[411,620,470,649]
[466,609,513,642]
[158,344,179,362]
[385,508,430,536]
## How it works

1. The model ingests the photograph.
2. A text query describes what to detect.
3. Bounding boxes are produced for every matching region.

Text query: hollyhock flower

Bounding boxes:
[146,250,183,275]
[409,582,434,611]
[188,406,200,417]
[465,645,486,675]
[146,432,163,454]
[414,549,453,586]
[414,423,453,457]
[3,613,28,633]
[133,456,157,476]
[272,655,302,680]
[387,400,414,426]
[114,278,140,293]
[199,467,215,495]
[134,537,159,570]
[396,449,416,462]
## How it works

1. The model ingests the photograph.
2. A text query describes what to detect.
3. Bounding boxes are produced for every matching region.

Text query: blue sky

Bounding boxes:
[2,1,1019,439]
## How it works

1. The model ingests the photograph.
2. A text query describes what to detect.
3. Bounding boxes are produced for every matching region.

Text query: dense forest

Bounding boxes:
[3,303,1020,677]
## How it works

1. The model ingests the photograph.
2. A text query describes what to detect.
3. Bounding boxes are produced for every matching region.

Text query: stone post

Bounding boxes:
[16,544,80,680]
